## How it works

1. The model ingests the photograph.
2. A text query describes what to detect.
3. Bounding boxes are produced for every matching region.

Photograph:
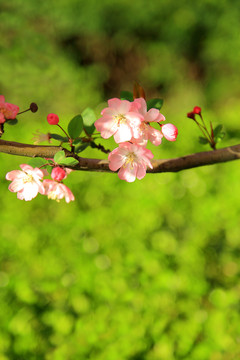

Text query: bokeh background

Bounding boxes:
[1,1,240,359]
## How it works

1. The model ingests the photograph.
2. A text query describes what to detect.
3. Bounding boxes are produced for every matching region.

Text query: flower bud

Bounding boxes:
[47,113,59,125]
[187,111,195,120]
[193,106,201,115]
[30,102,38,113]
[51,166,66,181]
[161,123,178,141]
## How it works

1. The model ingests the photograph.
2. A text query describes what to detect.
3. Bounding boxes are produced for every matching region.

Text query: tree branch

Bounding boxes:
[0,139,240,173]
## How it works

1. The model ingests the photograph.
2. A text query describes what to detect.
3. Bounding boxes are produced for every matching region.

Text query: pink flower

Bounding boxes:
[0,95,19,123]
[95,98,142,143]
[131,98,165,146]
[51,167,67,181]
[108,142,153,182]
[43,179,75,203]
[6,164,45,201]
[161,123,178,141]
[47,113,59,125]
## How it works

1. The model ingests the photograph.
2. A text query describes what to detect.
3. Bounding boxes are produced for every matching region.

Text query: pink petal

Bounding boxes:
[0,113,5,124]
[113,123,132,143]
[136,163,147,180]
[8,179,24,192]
[6,170,25,181]
[118,163,137,182]
[145,108,161,122]
[20,164,34,172]
[148,126,163,146]
[108,152,126,171]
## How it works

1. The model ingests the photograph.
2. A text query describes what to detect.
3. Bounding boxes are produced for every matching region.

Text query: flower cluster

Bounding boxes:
[187,106,201,120]
[6,164,74,203]
[0,95,19,124]
[95,97,178,182]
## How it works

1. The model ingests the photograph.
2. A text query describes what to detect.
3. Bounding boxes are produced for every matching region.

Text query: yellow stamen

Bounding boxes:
[115,114,127,125]
[23,174,34,183]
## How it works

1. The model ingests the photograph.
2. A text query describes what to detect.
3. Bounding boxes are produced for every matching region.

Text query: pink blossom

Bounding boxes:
[0,95,19,123]
[161,123,178,141]
[43,179,75,203]
[131,98,165,146]
[51,167,67,181]
[108,142,153,182]
[47,113,59,125]
[95,98,142,143]
[6,164,45,201]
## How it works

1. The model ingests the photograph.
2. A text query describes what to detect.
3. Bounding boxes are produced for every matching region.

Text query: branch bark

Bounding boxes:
[0,139,240,173]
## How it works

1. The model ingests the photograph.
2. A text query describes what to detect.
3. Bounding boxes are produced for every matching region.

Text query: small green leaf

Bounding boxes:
[50,133,69,142]
[54,150,66,164]
[75,143,90,153]
[147,98,164,111]
[81,108,96,136]
[28,157,46,168]
[57,157,79,166]
[6,118,18,125]
[198,136,209,145]
[68,115,83,139]
[120,91,134,102]
[213,125,223,137]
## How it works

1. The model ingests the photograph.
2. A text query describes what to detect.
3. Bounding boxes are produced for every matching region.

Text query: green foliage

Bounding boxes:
[68,115,83,139]
[0,0,240,359]
[198,136,209,145]
[50,133,69,143]
[81,107,96,136]
[120,91,134,102]
[213,124,225,143]
[54,150,78,166]
[5,119,18,126]
[147,98,164,111]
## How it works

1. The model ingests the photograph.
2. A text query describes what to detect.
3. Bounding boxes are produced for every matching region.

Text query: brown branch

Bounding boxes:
[0,139,240,173]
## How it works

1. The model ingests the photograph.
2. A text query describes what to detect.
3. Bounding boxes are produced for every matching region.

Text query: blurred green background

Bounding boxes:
[1,0,240,359]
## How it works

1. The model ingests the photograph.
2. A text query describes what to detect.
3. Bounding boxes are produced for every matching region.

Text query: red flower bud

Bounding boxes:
[51,167,66,181]
[193,106,201,115]
[187,111,195,120]
[47,113,59,125]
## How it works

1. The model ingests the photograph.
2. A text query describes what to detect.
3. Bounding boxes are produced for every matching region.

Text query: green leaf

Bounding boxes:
[75,143,90,153]
[81,108,96,136]
[28,157,46,168]
[57,157,79,166]
[68,115,83,139]
[72,137,83,145]
[213,125,223,137]
[5,118,18,125]
[198,136,209,145]
[50,133,69,142]
[120,91,134,102]
[54,150,66,164]
[147,98,164,111]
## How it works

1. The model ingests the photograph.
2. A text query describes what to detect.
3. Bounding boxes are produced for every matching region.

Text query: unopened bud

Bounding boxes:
[47,113,59,125]
[51,166,67,181]
[187,111,195,120]
[193,106,201,115]
[30,103,38,113]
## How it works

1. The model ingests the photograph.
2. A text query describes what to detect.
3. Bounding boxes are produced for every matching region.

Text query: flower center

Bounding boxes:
[47,191,60,202]
[124,152,137,169]
[23,174,34,183]
[115,114,127,125]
